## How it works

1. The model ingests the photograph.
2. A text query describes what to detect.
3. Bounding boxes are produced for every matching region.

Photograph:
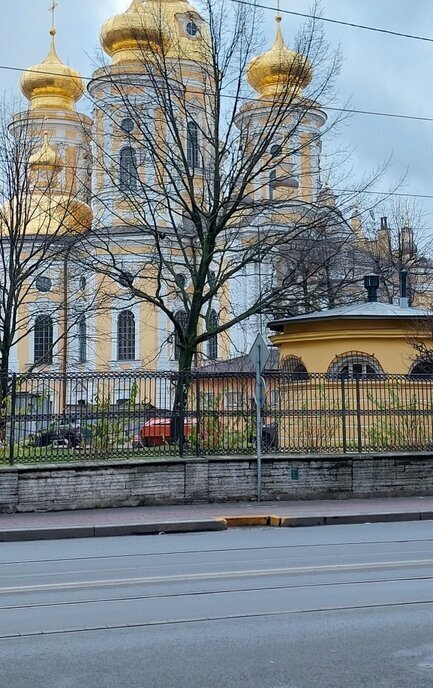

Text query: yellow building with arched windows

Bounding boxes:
[269,293,432,378]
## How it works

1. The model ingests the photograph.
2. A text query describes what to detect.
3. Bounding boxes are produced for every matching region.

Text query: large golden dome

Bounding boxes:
[101,0,170,64]
[248,16,312,99]
[21,29,84,111]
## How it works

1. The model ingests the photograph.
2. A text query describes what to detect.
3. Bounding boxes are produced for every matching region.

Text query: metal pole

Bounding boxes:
[256,346,262,501]
[355,375,362,453]
[9,372,17,466]
[179,371,185,458]
[341,377,347,454]
[61,250,68,416]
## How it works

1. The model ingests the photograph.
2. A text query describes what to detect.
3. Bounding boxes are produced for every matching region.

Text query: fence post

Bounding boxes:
[179,371,185,458]
[8,372,17,466]
[355,375,362,453]
[195,373,200,458]
[341,377,347,454]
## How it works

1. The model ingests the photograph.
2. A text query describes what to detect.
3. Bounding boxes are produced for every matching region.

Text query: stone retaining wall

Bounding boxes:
[0,453,432,513]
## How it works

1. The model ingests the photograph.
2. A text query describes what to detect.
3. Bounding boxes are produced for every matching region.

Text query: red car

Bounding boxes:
[133,416,195,447]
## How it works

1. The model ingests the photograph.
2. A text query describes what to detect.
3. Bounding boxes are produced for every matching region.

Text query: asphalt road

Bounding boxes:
[1,521,433,687]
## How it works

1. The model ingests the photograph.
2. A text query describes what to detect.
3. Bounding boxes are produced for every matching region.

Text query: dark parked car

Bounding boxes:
[29,423,82,449]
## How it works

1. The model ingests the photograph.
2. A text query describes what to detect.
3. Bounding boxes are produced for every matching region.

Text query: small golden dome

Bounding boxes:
[21,30,84,111]
[29,132,61,171]
[2,194,93,237]
[101,0,169,64]
[247,16,312,99]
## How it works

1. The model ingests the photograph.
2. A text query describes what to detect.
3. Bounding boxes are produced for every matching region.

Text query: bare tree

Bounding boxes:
[355,200,433,306]
[82,0,384,427]
[0,105,93,418]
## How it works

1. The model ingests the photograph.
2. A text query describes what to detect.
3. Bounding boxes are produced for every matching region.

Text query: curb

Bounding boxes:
[1,511,432,543]
[0,519,227,542]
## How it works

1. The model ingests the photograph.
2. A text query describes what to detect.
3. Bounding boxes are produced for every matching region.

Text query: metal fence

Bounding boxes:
[1,369,433,465]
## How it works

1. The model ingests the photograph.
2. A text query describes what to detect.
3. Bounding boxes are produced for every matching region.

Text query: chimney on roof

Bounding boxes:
[400,270,409,308]
[364,274,380,303]
[380,216,388,231]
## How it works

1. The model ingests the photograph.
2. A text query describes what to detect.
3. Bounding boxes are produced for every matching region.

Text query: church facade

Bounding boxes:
[6,0,331,385]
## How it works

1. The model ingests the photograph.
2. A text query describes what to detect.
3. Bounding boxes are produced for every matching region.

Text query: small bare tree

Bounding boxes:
[356,201,433,306]
[0,105,93,419]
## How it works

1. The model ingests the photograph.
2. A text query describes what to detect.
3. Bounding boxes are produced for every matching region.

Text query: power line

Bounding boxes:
[4,61,433,126]
[231,0,433,44]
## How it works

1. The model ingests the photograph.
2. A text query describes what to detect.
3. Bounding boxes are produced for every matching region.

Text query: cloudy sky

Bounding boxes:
[3,0,433,219]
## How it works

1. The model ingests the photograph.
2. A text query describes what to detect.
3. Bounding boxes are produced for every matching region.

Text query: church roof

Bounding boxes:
[269,301,432,332]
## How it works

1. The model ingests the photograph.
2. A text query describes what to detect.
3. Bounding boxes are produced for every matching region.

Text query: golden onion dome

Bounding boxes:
[28,132,61,172]
[101,0,170,64]
[21,29,84,111]
[247,16,313,99]
[2,193,93,237]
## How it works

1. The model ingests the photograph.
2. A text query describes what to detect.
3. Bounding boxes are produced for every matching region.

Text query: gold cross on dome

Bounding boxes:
[49,1,58,33]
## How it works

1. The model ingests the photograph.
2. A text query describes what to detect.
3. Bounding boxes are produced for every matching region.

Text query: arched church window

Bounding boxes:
[174,310,188,362]
[78,315,87,364]
[270,144,282,156]
[119,147,138,192]
[34,315,53,366]
[409,359,433,379]
[117,310,136,361]
[327,352,384,380]
[208,270,216,288]
[207,310,218,360]
[187,121,199,169]
[175,273,187,290]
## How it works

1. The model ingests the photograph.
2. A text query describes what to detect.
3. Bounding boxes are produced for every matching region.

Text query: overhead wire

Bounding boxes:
[231,0,433,44]
[2,6,432,204]
[1,62,433,125]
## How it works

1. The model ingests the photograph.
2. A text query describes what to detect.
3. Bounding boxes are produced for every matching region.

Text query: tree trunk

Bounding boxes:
[170,345,196,448]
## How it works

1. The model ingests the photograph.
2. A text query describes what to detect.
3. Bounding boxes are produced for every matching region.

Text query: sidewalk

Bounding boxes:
[1,496,433,542]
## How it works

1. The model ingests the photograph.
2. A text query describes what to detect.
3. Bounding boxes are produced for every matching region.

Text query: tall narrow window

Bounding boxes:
[186,121,199,169]
[207,309,218,360]
[117,310,135,361]
[78,315,87,364]
[119,147,138,191]
[34,315,53,365]
[269,170,277,199]
[174,310,188,362]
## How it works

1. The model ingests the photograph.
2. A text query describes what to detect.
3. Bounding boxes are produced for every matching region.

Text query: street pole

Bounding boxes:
[256,344,262,502]
[61,249,69,417]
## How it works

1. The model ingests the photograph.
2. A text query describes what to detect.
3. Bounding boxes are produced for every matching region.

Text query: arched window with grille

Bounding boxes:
[281,355,308,381]
[186,121,199,169]
[119,147,138,191]
[78,315,87,364]
[174,310,188,362]
[207,310,218,360]
[327,351,384,380]
[409,359,433,379]
[34,315,53,365]
[117,310,135,361]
